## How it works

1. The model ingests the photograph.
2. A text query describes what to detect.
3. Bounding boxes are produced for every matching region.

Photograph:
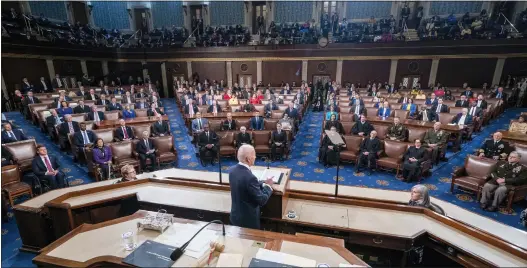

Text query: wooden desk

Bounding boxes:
[184,112,255,128]
[94,115,168,129]
[499,131,527,145]
[34,210,366,267]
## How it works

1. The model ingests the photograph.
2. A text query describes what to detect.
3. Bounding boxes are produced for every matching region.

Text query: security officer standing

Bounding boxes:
[478,132,509,160]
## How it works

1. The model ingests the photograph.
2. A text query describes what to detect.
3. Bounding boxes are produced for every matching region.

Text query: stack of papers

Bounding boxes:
[251,169,282,184]
[216,253,244,267]
[154,223,218,258]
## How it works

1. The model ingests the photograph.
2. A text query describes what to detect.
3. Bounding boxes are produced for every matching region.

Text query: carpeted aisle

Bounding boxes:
[1,99,525,267]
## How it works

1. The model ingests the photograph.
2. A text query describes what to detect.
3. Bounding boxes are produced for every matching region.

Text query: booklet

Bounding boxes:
[122,240,176,268]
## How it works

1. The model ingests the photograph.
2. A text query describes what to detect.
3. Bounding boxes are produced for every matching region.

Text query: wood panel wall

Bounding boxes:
[307,60,336,82]
[262,61,302,86]
[231,61,257,86]
[53,60,82,77]
[107,62,143,83]
[2,58,49,92]
[394,59,432,87]
[191,61,226,83]
[86,60,104,82]
[502,57,527,82]
[342,60,390,85]
[436,58,497,87]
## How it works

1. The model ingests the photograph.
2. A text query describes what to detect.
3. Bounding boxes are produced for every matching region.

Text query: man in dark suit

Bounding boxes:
[221,113,237,131]
[184,101,199,116]
[398,93,411,104]
[452,108,473,125]
[122,91,135,105]
[85,89,99,101]
[136,131,158,171]
[76,86,87,97]
[147,103,165,116]
[73,100,90,114]
[425,93,438,105]
[468,101,483,131]
[416,106,436,122]
[73,122,96,152]
[108,98,122,111]
[478,132,509,160]
[400,139,426,182]
[1,123,28,144]
[351,115,374,137]
[284,103,298,120]
[250,112,264,130]
[23,91,40,119]
[455,95,469,107]
[21,77,34,93]
[356,130,381,175]
[229,144,274,229]
[432,98,449,114]
[135,88,148,99]
[58,115,80,149]
[351,102,365,121]
[97,94,109,106]
[264,99,278,118]
[197,124,219,165]
[32,145,66,189]
[52,74,64,89]
[115,119,135,141]
[461,87,474,98]
[37,77,51,93]
[151,115,170,136]
[207,100,222,113]
[475,94,488,109]
[271,123,288,161]
[492,87,507,100]
[87,106,104,122]
[235,126,252,148]
[46,109,63,140]
[101,86,112,97]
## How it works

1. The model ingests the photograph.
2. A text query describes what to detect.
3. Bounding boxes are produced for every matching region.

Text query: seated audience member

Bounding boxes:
[93,138,112,180]
[85,89,99,101]
[356,130,381,175]
[239,103,256,113]
[480,151,527,212]
[229,94,239,105]
[453,108,472,126]
[208,100,222,113]
[21,77,34,93]
[386,117,407,141]
[408,185,431,208]
[77,86,87,96]
[313,95,324,112]
[509,116,527,133]
[147,103,165,116]
[478,132,508,160]
[319,126,345,167]
[32,144,66,189]
[73,100,90,114]
[402,98,417,117]
[284,103,298,120]
[467,101,483,118]
[136,98,148,109]
[425,93,438,105]
[151,96,163,108]
[113,86,124,95]
[324,114,343,134]
[415,90,426,99]
[38,76,51,93]
[135,88,148,99]
[59,114,80,140]
[250,112,264,130]
[46,109,63,138]
[136,131,158,171]
[351,100,365,121]
[97,94,109,106]
[264,99,278,118]
[116,119,135,141]
[152,115,170,136]
[236,126,252,148]
[401,139,426,182]
[51,96,65,109]
[279,113,295,132]
[221,113,237,131]
[461,87,474,98]
[325,105,338,120]
[378,101,391,117]
[108,97,122,111]
[192,112,208,134]
[492,87,507,100]
[416,106,436,122]
[198,124,219,164]
[101,85,111,96]
[249,93,261,104]
[88,106,104,122]
[424,122,448,164]
[57,101,73,117]
[442,89,453,101]
[73,122,95,153]
[184,100,199,116]
[122,91,135,105]
[455,95,470,108]
[122,105,136,119]
[116,164,137,183]
[432,98,448,114]
[475,94,488,109]
[271,123,288,161]
[398,93,411,104]
[1,123,28,143]
[351,115,373,137]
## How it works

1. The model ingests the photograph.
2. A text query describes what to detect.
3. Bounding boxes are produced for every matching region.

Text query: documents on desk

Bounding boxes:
[153,223,218,259]
[254,248,317,267]
[251,169,283,184]
[216,253,244,267]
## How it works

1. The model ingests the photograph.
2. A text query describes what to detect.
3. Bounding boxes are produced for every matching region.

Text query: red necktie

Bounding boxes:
[123,127,128,139]
[44,157,53,172]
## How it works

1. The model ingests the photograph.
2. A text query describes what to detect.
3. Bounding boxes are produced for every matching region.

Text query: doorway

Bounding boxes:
[190,5,204,35]
[401,75,421,89]
[252,2,267,34]
[313,75,331,86]
[133,8,149,33]
[71,1,88,25]
[238,75,253,88]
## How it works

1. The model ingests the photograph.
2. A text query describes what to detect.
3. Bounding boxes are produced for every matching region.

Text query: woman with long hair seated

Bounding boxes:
[122,105,136,119]
[249,93,261,104]
[325,105,338,120]
[116,164,137,183]
[93,138,113,180]
[229,94,239,105]
[415,90,426,99]
[443,89,454,101]
[408,185,430,208]
[57,101,73,116]
[223,89,233,100]
[402,98,417,118]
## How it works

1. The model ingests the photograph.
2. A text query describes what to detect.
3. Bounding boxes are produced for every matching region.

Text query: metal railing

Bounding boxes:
[498,12,519,33]
[119,29,141,48]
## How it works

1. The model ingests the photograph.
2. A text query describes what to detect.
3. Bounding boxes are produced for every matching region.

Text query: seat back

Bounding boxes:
[152,135,174,154]
[84,121,95,130]
[465,155,497,179]
[135,109,148,117]
[208,120,222,132]
[104,111,119,120]
[1,165,20,186]
[341,122,355,135]
[237,119,250,130]
[449,107,464,115]
[394,109,409,119]
[340,113,354,122]
[383,140,408,158]
[513,143,527,166]
[217,100,228,110]
[230,105,241,112]
[437,113,456,126]
[219,132,234,146]
[71,113,86,122]
[372,124,389,140]
[271,111,283,119]
[93,129,115,144]
[254,105,265,114]
[407,128,427,142]
[366,107,379,117]
[264,119,279,130]
[343,136,362,153]
[253,131,270,146]
[110,141,134,159]
[132,124,152,138]
[3,139,37,165]
[278,105,288,111]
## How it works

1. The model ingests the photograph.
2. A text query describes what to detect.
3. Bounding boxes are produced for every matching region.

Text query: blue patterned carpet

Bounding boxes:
[2,99,526,266]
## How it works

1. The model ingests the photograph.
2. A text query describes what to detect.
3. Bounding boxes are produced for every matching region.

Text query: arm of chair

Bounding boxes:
[452,166,466,178]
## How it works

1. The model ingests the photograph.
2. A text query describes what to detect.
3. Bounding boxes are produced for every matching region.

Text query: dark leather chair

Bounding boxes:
[67,133,87,162]
[71,113,86,122]
[341,122,355,135]
[253,131,271,157]
[153,135,178,168]
[372,124,389,140]
[93,129,115,144]
[365,107,379,117]
[84,148,104,182]
[218,132,236,157]
[340,136,363,164]
[450,155,497,200]
[135,109,148,117]
[132,124,152,139]
[230,105,241,112]
[104,111,120,120]
[2,139,37,173]
[208,120,222,132]
[1,165,32,206]
[437,113,456,126]
[237,119,250,130]
[110,141,141,173]
[271,111,283,119]
[377,140,407,176]
[394,109,409,119]
[264,119,279,130]
[407,128,427,142]
[340,113,354,122]
[449,107,464,115]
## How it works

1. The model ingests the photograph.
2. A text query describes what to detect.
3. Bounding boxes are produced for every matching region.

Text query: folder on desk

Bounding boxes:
[122,240,176,268]
[249,258,300,268]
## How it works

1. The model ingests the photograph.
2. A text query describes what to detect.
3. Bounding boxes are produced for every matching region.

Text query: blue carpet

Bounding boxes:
[2,99,526,267]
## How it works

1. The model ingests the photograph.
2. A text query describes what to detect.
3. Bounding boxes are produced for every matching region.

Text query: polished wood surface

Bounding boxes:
[185,112,256,120]
[366,116,463,132]
[33,210,367,267]
[94,115,168,129]
[500,131,527,145]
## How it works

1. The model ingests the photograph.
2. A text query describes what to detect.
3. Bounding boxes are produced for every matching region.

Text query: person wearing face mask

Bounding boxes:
[229,144,276,229]
[197,124,219,166]
[270,123,288,161]
[400,139,426,182]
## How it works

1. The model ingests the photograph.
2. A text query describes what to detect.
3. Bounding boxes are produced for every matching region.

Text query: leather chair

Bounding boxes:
[84,148,104,182]
[2,139,37,173]
[450,155,497,200]
[394,110,409,119]
[340,136,363,164]
[230,105,241,112]
[407,128,427,142]
[37,110,51,133]
[264,119,279,130]
[377,140,408,176]
[254,105,265,114]
[67,133,87,162]
[364,102,375,108]
[271,111,283,119]
[253,131,271,157]
[110,141,141,173]
[404,143,433,183]
[277,105,288,112]
[1,165,32,206]
[71,113,86,122]
[341,122,355,135]
[217,100,228,111]
[208,120,222,132]
[93,129,115,144]
[237,119,250,130]
[104,111,120,120]
[391,104,402,110]
[95,105,106,112]
[437,113,456,126]
[218,132,236,157]
[449,107,464,115]
[366,107,379,117]
[340,113,354,122]
[135,109,148,117]
[372,124,389,140]
[84,121,95,130]
[153,135,178,168]
[132,124,151,139]
[513,143,527,166]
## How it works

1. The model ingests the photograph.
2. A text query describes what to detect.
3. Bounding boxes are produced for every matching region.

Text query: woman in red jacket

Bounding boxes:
[249,93,261,104]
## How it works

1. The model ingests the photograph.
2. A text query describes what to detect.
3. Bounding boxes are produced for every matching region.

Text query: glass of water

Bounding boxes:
[122,231,136,251]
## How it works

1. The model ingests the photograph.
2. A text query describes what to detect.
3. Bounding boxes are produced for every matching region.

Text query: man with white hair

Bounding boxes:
[229,144,276,229]
[478,132,508,160]
[235,126,252,148]
[135,130,157,171]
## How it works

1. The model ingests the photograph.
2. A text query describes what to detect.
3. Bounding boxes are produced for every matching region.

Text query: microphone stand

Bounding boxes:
[170,220,226,261]
[218,149,222,184]
[334,143,342,197]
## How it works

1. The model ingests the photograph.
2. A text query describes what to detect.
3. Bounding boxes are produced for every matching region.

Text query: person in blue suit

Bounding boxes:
[191,112,209,134]
[229,144,275,229]
[402,98,417,117]
[377,101,391,117]
[1,123,28,143]
[250,112,264,130]
[452,108,473,125]
[122,105,136,119]
[57,101,73,117]
[425,93,438,105]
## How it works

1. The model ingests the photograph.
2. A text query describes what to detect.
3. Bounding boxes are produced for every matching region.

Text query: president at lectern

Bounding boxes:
[229,144,275,229]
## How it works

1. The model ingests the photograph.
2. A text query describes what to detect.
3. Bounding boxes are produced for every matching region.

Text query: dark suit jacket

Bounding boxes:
[468,106,483,117]
[207,104,222,113]
[229,164,273,229]
[135,92,148,99]
[432,104,449,113]
[22,82,34,93]
[236,132,252,146]
[350,104,365,115]
[46,115,63,128]
[284,108,298,119]
[96,99,109,106]
[480,139,509,158]
[32,155,60,177]
[147,108,165,116]
[360,137,381,153]
[271,130,287,145]
[351,121,374,136]
[107,102,122,111]
[38,80,51,92]
[23,96,40,106]
[198,131,218,147]
[492,92,507,100]
[58,121,80,136]
[84,94,99,101]
[52,78,64,89]
[452,114,473,125]
[87,111,105,121]
[455,100,469,108]
[73,130,96,147]
[1,129,28,143]
[76,90,87,96]
[73,105,91,114]
[115,126,134,140]
[475,100,488,109]
[460,90,474,98]
[264,103,278,115]
[416,109,436,122]
[184,104,199,115]
[250,117,264,130]
[136,138,156,155]
[221,120,237,131]
[152,121,170,136]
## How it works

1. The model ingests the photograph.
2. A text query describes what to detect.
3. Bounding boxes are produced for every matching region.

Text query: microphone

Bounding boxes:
[170,220,226,261]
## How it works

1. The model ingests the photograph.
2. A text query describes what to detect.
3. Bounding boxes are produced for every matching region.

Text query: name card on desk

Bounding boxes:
[252,169,283,184]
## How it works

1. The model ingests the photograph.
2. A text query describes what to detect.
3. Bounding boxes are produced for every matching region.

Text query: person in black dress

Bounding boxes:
[351,115,374,137]
[324,113,344,134]
[319,126,346,167]
[401,139,426,182]
[235,126,252,149]
[356,130,381,175]
[271,123,288,161]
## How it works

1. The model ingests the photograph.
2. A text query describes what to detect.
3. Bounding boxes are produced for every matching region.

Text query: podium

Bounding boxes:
[324,130,345,197]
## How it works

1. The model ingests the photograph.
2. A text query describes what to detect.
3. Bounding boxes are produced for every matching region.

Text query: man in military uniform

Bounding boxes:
[386,117,407,141]
[480,151,527,212]
[478,132,509,160]
[423,122,448,165]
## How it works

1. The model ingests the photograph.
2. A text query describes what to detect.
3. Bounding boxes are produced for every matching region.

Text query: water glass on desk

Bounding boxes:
[122,231,136,251]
